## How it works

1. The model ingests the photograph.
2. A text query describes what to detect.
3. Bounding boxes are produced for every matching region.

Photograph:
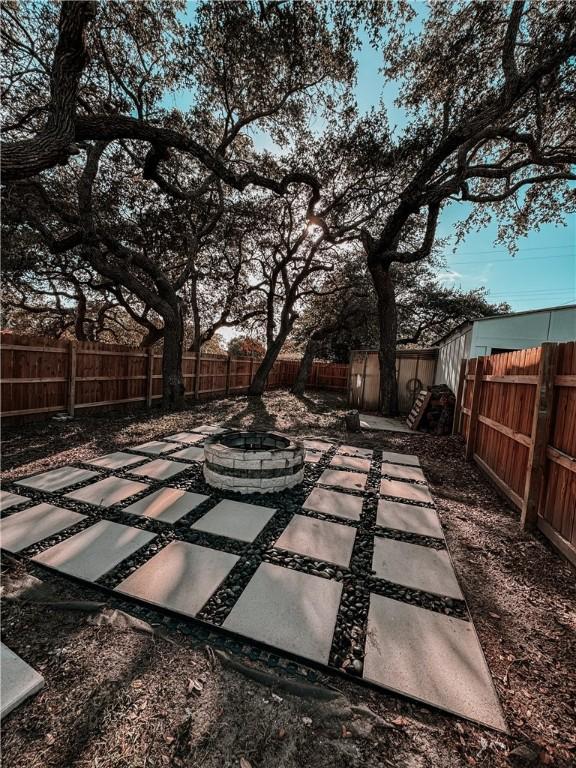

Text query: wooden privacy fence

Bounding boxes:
[348,348,438,414]
[0,333,349,421]
[454,342,576,566]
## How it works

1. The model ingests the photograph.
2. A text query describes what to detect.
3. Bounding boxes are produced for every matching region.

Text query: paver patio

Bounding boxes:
[302,487,363,521]
[223,563,342,665]
[129,458,189,481]
[115,541,239,617]
[15,466,99,493]
[380,477,434,504]
[0,430,506,730]
[274,514,356,567]
[318,468,367,491]
[0,490,29,511]
[0,504,85,552]
[1,643,44,720]
[376,499,444,539]
[372,536,463,599]
[86,452,146,470]
[33,520,155,581]
[123,488,209,523]
[191,500,276,542]
[65,476,149,507]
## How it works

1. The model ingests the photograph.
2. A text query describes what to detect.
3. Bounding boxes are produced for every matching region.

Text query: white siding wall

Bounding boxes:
[469,306,576,356]
[434,328,472,393]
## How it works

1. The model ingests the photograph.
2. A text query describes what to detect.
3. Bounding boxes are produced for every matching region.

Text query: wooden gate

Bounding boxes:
[455,342,576,566]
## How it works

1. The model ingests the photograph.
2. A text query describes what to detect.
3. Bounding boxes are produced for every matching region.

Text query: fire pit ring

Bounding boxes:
[203,431,305,494]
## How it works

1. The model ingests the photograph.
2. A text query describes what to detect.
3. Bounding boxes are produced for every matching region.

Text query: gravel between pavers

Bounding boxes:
[1,391,575,768]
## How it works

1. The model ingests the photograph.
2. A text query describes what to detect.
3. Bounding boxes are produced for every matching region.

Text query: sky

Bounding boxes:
[170,1,575,331]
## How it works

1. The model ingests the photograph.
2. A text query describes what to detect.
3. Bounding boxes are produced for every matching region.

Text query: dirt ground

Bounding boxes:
[1,391,575,768]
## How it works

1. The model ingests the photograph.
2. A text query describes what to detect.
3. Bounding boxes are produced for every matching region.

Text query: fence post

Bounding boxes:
[249,357,255,387]
[193,352,201,399]
[67,340,77,417]
[465,356,484,461]
[346,353,353,405]
[452,358,467,435]
[225,355,232,396]
[521,343,558,530]
[146,347,154,408]
[360,352,369,411]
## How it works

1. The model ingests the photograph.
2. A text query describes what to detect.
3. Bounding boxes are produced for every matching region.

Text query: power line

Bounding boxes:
[444,244,574,256]
[447,253,575,266]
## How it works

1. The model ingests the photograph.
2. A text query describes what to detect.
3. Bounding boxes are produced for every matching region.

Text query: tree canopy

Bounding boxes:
[2,1,574,409]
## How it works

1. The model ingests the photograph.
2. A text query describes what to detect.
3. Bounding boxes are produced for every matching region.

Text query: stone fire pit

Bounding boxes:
[203,431,305,494]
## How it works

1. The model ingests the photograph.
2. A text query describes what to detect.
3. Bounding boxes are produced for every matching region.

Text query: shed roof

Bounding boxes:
[431,303,576,347]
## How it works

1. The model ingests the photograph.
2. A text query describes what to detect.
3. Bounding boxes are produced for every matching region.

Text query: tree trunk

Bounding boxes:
[291,338,317,395]
[161,313,185,408]
[248,332,288,396]
[368,260,399,416]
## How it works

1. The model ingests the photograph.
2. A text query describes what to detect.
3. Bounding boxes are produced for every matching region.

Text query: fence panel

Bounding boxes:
[456,342,576,566]
[0,333,349,422]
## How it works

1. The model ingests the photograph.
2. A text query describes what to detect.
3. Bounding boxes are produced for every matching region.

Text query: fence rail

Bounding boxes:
[0,332,348,422]
[455,342,576,566]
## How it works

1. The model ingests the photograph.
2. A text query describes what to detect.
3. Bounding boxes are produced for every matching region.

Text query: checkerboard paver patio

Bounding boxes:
[329,454,371,473]
[0,490,30,512]
[129,458,189,481]
[191,500,276,542]
[0,504,86,553]
[123,488,209,523]
[376,499,443,539]
[65,476,149,507]
[364,595,506,731]
[115,541,239,617]
[223,563,343,665]
[380,477,434,505]
[274,514,356,568]
[15,466,99,493]
[86,452,146,470]
[302,487,363,521]
[33,520,155,581]
[372,536,463,600]
[1,433,505,730]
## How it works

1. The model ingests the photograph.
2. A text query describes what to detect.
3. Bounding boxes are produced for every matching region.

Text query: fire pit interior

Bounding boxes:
[204,431,305,494]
